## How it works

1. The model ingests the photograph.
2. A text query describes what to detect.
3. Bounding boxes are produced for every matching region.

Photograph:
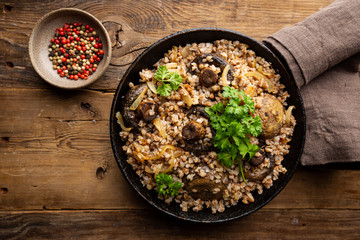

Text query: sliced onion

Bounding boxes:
[146,164,163,175]
[285,105,295,126]
[116,112,132,132]
[245,71,275,93]
[180,85,193,107]
[146,81,157,94]
[170,46,178,62]
[153,118,167,139]
[129,86,148,110]
[244,71,266,80]
[220,64,230,86]
[132,151,147,163]
[152,145,177,160]
[161,150,175,174]
[166,62,178,70]
[180,46,190,58]
[256,66,272,77]
[244,85,256,97]
[264,78,275,93]
[133,145,177,163]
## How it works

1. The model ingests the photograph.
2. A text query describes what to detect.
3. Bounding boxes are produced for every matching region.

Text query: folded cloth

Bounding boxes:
[263,0,360,166]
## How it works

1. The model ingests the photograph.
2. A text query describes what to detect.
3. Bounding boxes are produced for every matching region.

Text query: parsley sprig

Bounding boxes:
[154,65,183,97]
[205,86,262,183]
[156,173,182,197]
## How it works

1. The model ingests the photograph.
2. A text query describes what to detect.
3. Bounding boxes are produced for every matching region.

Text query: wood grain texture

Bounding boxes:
[2,0,358,239]
[0,209,359,240]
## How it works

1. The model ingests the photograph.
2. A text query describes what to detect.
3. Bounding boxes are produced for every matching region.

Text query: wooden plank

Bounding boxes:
[0,88,147,210]
[0,88,359,210]
[0,209,359,239]
[0,0,334,90]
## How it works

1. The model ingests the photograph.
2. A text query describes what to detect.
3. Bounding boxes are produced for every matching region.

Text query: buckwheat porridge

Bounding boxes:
[116,39,295,213]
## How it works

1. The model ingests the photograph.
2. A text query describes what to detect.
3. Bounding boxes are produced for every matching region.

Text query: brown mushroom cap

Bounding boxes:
[182,121,205,140]
[136,100,158,122]
[191,53,234,83]
[244,154,275,181]
[186,105,210,119]
[200,68,218,87]
[182,106,215,154]
[122,84,148,129]
[255,94,285,139]
[186,176,227,200]
[250,146,266,166]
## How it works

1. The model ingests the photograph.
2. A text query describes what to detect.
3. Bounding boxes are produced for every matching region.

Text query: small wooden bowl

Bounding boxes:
[29,8,111,89]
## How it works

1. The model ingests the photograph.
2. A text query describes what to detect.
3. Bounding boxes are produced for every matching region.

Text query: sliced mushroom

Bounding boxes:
[200,68,218,87]
[136,100,158,122]
[250,146,266,166]
[186,175,227,200]
[191,53,234,86]
[186,105,210,119]
[182,121,205,140]
[255,94,285,139]
[244,154,275,181]
[121,84,148,129]
[182,106,215,154]
[182,141,214,154]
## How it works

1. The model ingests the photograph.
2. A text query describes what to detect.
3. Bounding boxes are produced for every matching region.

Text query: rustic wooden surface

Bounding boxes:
[1,0,359,239]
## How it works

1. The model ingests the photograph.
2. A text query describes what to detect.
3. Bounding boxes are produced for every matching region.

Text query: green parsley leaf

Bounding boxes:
[205,86,263,183]
[156,173,182,197]
[212,102,224,113]
[230,144,238,160]
[154,65,171,81]
[247,143,260,160]
[157,83,172,97]
[155,65,183,97]
[249,116,263,137]
[217,152,233,168]
[238,140,249,158]
[222,86,240,98]
[168,72,182,90]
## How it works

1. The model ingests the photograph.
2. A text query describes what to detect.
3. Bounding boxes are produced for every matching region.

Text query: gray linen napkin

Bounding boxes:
[263,0,360,166]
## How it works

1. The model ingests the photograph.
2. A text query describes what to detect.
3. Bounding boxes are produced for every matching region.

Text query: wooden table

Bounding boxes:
[1,0,359,239]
